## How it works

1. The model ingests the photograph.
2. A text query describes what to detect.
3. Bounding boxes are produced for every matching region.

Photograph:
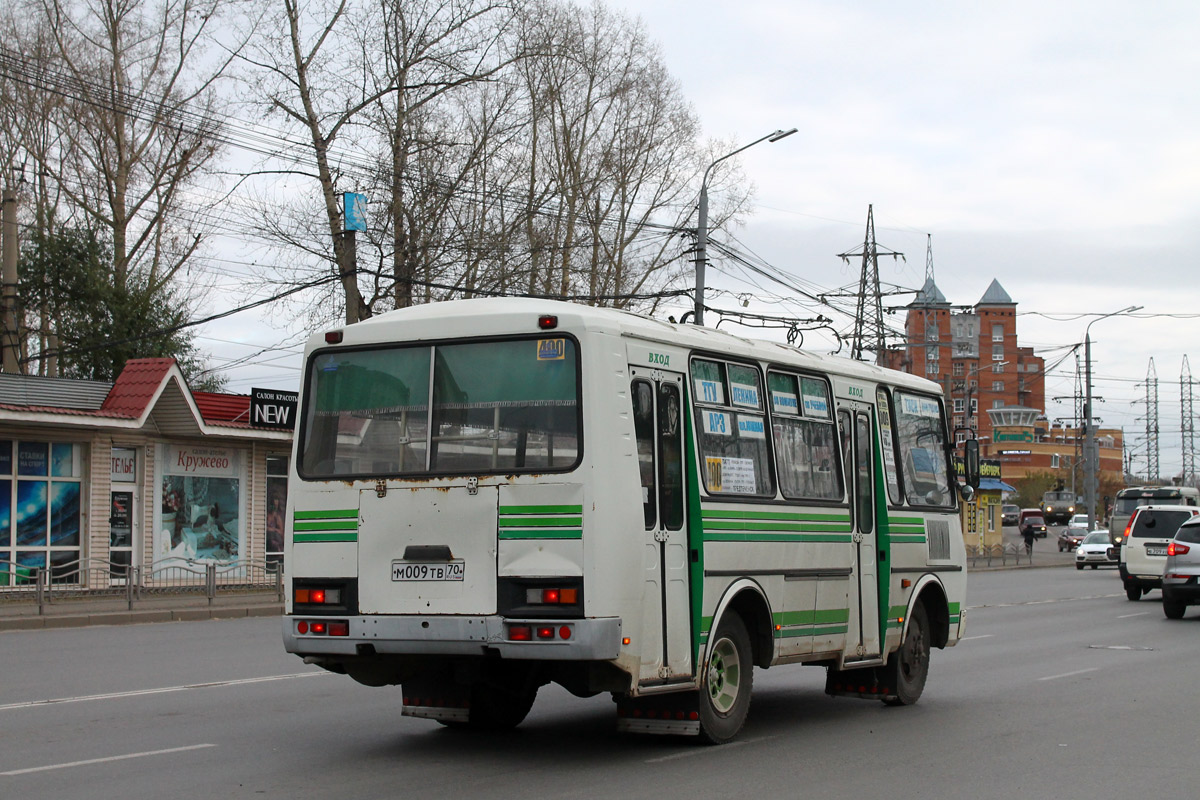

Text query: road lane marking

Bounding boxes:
[0,744,216,776]
[1037,668,1099,682]
[0,671,327,712]
[962,634,993,641]
[1117,612,1150,619]
[644,734,781,762]
[969,592,1124,610]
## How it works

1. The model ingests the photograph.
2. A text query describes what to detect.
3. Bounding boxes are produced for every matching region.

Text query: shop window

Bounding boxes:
[0,440,84,585]
[157,445,243,564]
[266,456,288,571]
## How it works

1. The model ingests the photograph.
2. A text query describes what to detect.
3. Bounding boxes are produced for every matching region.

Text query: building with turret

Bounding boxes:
[882,278,1045,447]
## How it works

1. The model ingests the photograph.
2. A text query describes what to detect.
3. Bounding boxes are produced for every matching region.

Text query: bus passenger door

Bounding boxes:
[839,408,882,661]
[631,371,692,682]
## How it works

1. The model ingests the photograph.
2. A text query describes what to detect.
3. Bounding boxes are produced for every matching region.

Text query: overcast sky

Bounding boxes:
[209,0,1200,480]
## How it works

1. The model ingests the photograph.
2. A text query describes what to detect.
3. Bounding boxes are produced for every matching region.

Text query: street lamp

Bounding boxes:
[693,128,797,326]
[1084,305,1142,530]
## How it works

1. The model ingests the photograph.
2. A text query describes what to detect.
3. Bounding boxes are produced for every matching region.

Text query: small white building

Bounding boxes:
[0,359,293,586]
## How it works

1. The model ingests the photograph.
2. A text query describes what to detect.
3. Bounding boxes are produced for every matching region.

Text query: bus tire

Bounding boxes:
[698,611,753,745]
[882,603,930,707]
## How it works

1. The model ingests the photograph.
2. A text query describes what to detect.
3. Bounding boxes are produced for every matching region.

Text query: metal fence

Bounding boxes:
[966,543,1031,567]
[0,556,284,615]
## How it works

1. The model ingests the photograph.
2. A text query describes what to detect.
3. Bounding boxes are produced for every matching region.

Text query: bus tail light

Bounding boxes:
[296,619,349,636]
[295,587,342,605]
[507,623,573,641]
[525,587,579,605]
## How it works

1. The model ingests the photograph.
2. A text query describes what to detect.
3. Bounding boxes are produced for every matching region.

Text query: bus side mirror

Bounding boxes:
[962,439,981,489]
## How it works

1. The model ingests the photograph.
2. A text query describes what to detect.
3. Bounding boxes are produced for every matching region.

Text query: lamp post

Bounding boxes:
[1084,305,1142,530]
[693,128,797,326]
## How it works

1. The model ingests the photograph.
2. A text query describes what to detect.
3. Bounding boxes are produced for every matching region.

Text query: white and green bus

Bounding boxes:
[283,298,974,743]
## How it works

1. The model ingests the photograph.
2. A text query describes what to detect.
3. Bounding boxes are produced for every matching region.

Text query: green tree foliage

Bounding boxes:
[1012,470,1060,510]
[19,226,225,389]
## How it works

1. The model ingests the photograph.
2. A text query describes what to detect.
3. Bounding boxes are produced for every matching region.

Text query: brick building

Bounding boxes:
[882,278,1045,447]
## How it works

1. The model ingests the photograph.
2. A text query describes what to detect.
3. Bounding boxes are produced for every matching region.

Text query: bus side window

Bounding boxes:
[632,380,657,529]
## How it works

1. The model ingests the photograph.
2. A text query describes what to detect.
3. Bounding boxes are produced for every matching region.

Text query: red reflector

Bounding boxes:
[543,588,561,604]
[328,621,349,636]
[1168,542,1190,556]
[325,330,344,343]
[509,625,532,641]
[536,626,555,640]
[297,621,309,634]
[311,589,326,604]
[538,315,558,330]
[311,622,327,635]
[559,626,572,640]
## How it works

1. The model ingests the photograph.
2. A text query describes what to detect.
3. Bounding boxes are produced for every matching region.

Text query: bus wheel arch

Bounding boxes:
[710,580,774,669]
[909,576,950,649]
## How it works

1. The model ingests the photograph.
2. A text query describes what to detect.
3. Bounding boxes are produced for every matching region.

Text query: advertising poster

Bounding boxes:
[157,445,244,564]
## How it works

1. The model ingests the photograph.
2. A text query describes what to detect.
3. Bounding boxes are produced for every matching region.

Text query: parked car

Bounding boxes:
[1162,517,1200,619]
[1075,530,1117,569]
[1119,505,1200,601]
[1001,504,1020,526]
[1018,508,1048,538]
[1067,513,1090,530]
[1058,527,1086,551]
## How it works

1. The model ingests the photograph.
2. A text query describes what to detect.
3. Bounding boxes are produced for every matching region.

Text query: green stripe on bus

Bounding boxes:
[294,532,357,543]
[949,602,961,615]
[702,532,854,543]
[294,509,357,520]
[702,509,851,523]
[499,505,584,515]
[703,520,853,533]
[811,625,849,637]
[775,608,850,626]
[888,516,924,525]
[890,535,928,543]
[498,516,583,528]
[294,520,358,532]
[498,529,583,540]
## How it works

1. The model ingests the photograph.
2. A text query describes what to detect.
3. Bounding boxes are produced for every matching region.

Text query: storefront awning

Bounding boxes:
[980,478,1016,492]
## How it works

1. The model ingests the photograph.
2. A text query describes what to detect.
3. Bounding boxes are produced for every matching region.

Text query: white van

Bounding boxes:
[1119,505,1200,600]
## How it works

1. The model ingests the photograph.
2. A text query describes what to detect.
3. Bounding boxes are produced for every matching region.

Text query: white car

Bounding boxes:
[1067,513,1090,530]
[1120,505,1200,600]
[1075,530,1116,569]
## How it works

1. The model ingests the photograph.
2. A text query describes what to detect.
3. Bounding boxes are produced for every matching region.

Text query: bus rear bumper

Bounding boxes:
[283,614,623,661]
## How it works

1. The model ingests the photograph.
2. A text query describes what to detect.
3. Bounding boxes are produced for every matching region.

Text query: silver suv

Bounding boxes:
[1119,505,1200,601]
[1163,517,1200,619]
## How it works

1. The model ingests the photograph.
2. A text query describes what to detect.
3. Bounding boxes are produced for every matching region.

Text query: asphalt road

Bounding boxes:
[1,566,1194,800]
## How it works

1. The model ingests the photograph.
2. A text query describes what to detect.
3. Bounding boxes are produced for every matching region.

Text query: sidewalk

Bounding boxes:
[0,590,283,632]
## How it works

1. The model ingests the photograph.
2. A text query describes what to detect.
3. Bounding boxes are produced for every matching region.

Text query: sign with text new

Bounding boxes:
[251,388,299,430]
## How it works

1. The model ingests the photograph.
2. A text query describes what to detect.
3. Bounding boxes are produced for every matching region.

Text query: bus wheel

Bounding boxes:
[882,603,930,707]
[698,611,753,744]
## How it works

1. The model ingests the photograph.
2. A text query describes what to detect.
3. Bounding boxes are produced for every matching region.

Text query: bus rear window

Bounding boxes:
[300,337,580,478]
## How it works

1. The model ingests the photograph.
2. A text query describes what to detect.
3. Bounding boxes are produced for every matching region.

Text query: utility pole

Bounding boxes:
[841,205,904,363]
[1182,356,1195,486]
[2,186,19,373]
[1146,357,1160,483]
[1083,306,1141,530]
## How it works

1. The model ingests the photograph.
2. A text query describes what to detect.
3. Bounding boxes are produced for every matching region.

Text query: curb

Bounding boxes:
[0,603,282,632]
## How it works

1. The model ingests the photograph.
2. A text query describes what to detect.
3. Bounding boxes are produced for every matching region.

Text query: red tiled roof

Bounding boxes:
[194,392,251,424]
[101,357,178,417]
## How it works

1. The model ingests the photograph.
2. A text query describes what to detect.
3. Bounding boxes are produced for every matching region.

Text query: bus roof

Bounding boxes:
[311,297,943,395]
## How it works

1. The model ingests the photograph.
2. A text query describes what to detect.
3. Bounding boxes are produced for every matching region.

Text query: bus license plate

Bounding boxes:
[391,561,465,582]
